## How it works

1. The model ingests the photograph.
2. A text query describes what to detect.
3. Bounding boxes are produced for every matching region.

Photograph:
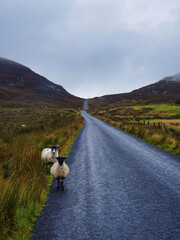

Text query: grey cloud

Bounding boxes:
[0,0,180,98]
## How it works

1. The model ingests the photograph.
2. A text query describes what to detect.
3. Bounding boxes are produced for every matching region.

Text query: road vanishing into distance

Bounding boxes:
[32,110,180,240]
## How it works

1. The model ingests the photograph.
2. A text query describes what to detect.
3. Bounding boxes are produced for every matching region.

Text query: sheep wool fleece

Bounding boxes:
[50,161,69,179]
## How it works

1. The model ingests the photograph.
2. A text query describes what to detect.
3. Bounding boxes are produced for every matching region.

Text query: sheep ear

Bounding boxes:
[56,145,60,149]
[49,145,52,148]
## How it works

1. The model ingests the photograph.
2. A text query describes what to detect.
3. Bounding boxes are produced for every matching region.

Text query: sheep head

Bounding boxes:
[49,145,60,155]
[56,156,67,165]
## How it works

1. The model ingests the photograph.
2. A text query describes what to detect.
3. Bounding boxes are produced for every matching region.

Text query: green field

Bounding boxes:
[89,103,180,156]
[0,101,84,240]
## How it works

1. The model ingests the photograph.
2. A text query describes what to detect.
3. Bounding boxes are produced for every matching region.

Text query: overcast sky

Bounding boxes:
[1,0,180,98]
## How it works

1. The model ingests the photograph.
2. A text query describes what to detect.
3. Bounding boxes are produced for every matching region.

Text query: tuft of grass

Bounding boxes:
[0,103,84,240]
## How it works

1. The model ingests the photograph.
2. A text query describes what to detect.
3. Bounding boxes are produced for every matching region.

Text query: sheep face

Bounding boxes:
[56,156,67,165]
[49,145,59,155]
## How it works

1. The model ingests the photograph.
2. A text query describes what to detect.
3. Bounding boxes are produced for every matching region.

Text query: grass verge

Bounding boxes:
[0,103,84,240]
[89,104,180,157]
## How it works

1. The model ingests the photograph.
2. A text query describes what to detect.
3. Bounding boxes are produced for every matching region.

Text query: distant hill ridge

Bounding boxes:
[0,57,83,108]
[131,77,180,96]
[93,74,180,105]
[0,57,180,106]
[0,57,68,93]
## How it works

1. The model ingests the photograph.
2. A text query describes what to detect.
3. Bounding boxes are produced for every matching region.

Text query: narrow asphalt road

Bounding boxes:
[32,111,180,240]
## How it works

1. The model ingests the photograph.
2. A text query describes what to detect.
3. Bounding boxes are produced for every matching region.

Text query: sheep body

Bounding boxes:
[41,145,59,164]
[50,156,69,190]
[50,161,69,179]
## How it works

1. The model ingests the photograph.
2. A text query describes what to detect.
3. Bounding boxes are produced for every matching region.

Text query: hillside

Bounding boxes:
[131,78,180,95]
[0,57,83,108]
[89,75,180,109]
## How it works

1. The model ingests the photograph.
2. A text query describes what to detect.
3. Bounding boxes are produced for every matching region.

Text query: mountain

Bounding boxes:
[92,75,180,107]
[0,57,83,108]
[131,76,180,96]
[171,73,180,83]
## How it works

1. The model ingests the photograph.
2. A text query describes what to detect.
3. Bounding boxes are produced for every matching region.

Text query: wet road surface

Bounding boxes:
[32,111,180,240]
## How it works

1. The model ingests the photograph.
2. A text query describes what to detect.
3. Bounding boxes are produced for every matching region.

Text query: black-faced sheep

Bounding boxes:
[41,145,59,166]
[50,156,69,190]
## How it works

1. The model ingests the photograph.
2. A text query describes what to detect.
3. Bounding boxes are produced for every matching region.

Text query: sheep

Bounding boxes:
[50,156,69,191]
[41,145,59,166]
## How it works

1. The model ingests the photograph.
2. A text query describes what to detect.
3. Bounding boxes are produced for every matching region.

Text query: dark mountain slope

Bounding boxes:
[90,75,180,109]
[0,57,83,108]
[131,78,180,95]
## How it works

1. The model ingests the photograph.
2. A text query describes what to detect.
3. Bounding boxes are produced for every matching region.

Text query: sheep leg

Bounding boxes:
[57,178,60,190]
[61,179,64,191]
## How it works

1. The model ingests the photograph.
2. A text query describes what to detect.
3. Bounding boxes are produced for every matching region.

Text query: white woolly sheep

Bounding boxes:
[41,145,59,166]
[50,156,69,190]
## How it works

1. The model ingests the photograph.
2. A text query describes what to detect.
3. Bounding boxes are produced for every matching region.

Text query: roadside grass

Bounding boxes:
[89,103,180,157]
[133,104,180,111]
[0,102,84,240]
